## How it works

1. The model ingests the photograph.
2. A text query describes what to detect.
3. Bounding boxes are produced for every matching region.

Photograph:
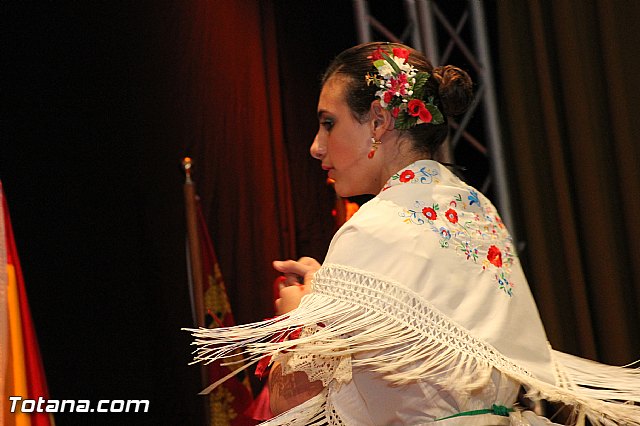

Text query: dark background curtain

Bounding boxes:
[1,1,638,425]
[496,0,640,365]
[2,1,301,425]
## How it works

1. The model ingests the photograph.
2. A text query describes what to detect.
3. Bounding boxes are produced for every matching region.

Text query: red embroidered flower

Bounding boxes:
[392,47,410,60]
[422,207,437,221]
[407,99,424,116]
[418,106,432,123]
[407,99,433,123]
[383,91,394,104]
[445,208,458,224]
[399,169,415,182]
[389,74,408,95]
[369,46,385,61]
[487,245,503,267]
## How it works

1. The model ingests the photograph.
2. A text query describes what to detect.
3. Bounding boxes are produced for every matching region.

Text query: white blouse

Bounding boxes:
[270,160,553,424]
[189,160,640,425]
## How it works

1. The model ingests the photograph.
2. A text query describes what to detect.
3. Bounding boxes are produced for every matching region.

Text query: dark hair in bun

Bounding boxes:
[322,42,473,156]
[432,65,474,117]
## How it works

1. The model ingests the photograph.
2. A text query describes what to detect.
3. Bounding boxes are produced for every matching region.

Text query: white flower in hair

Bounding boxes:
[394,56,412,73]
[376,63,395,77]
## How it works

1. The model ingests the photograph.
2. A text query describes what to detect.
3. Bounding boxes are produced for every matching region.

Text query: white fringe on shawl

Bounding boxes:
[186,264,640,425]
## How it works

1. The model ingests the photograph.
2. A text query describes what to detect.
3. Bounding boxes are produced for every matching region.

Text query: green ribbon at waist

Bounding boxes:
[435,404,514,421]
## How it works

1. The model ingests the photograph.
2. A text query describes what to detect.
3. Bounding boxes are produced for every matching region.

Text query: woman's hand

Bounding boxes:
[272,257,321,315]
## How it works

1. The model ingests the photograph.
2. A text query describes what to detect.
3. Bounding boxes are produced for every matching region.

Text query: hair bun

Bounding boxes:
[433,65,473,116]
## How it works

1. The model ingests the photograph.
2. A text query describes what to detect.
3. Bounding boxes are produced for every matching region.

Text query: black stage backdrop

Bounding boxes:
[2,2,639,426]
[1,2,347,425]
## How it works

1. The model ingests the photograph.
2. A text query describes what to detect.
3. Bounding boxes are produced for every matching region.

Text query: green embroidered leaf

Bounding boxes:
[412,72,430,99]
[425,103,444,125]
[380,50,401,74]
[395,113,416,130]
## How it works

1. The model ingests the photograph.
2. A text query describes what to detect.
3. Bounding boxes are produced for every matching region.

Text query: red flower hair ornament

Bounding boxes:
[365,46,444,130]
[407,99,433,124]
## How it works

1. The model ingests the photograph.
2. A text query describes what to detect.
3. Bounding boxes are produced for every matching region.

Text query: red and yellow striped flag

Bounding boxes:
[2,183,54,426]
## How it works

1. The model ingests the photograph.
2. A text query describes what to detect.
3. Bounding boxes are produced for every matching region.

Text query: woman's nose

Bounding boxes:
[310,134,326,159]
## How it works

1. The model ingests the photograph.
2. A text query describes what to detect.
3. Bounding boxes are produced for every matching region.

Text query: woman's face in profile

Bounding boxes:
[312,77,380,197]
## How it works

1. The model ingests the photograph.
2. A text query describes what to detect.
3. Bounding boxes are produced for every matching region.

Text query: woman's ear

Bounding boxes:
[370,100,395,137]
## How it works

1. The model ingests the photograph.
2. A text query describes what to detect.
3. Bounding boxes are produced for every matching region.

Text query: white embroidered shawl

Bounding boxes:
[187,160,640,425]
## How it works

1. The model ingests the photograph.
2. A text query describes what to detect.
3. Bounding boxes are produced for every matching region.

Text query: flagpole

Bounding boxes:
[182,157,205,329]
[182,158,211,426]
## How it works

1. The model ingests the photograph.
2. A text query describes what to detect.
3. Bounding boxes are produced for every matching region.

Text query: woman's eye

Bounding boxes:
[320,120,334,131]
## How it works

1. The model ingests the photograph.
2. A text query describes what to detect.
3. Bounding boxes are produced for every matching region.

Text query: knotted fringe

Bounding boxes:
[519,349,640,425]
[551,350,640,403]
[186,290,528,391]
[185,264,640,425]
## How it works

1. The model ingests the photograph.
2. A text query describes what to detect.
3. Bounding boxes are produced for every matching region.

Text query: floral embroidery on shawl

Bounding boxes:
[383,165,440,190]
[391,163,516,296]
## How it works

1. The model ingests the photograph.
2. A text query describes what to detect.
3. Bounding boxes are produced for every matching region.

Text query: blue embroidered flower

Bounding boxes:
[497,272,513,297]
[400,208,426,225]
[439,227,451,240]
[438,227,451,247]
[468,190,480,206]
[416,167,439,184]
[460,241,479,262]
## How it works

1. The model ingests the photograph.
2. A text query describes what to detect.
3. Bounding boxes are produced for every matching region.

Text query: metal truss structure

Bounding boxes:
[352,0,515,233]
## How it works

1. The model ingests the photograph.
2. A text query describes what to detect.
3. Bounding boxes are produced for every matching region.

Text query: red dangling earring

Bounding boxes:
[368,137,382,159]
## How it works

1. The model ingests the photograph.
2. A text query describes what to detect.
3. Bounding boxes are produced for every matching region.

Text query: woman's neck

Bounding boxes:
[379,138,431,188]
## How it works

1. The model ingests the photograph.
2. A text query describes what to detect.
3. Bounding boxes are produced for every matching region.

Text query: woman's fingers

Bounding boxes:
[272,257,321,312]
[275,284,309,316]
[273,257,321,276]
[297,256,321,269]
[282,273,302,287]
[273,259,307,276]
